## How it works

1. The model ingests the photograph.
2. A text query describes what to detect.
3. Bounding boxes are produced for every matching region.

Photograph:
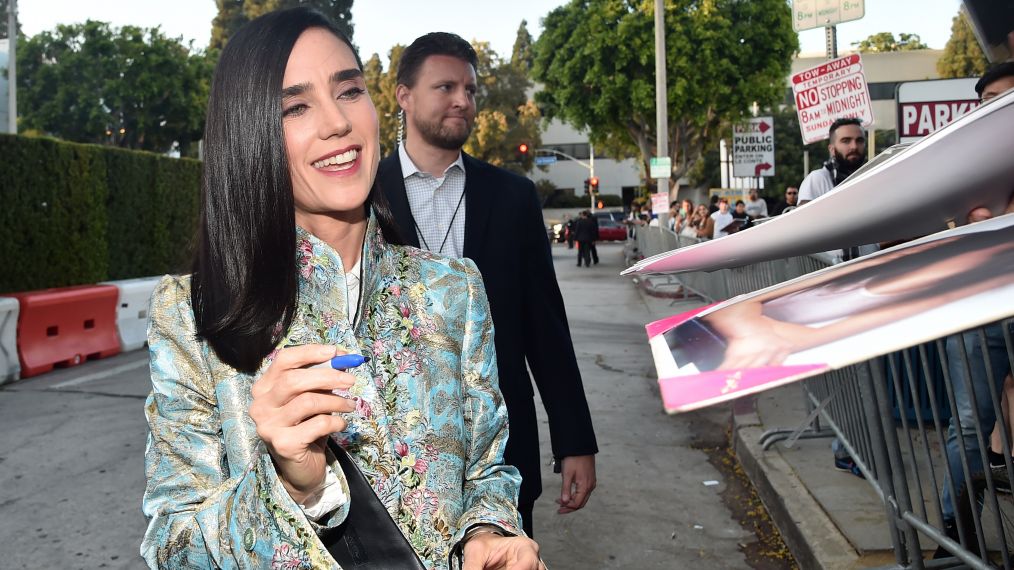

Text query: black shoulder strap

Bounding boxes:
[320,440,426,569]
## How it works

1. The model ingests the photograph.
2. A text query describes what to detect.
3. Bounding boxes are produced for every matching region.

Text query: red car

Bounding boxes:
[596,219,627,241]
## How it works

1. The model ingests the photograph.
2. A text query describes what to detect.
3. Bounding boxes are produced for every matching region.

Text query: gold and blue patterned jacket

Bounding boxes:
[141,216,522,569]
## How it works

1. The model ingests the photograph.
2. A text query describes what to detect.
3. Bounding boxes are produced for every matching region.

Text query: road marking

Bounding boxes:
[51,358,149,389]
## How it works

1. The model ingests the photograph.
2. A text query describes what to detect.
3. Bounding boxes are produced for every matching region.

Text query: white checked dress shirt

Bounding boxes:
[398,142,467,258]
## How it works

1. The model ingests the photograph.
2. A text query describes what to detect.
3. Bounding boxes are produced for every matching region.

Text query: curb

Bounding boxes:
[732,400,861,569]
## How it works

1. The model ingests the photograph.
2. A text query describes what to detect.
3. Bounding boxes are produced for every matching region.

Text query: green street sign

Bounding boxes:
[650,157,671,179]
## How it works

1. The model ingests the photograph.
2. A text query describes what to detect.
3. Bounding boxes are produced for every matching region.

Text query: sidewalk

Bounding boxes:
[532,242,773,569]
[634,272,910,569]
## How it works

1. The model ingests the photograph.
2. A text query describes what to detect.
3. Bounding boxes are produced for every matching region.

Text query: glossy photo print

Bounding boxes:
[646,213,1014,414]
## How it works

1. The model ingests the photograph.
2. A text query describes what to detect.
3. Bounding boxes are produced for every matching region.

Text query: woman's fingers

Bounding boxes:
[263,368,358,407]
[274,343,340,370]
[253,344,338,398]
[275,391,356,428]
[271,415,348,458]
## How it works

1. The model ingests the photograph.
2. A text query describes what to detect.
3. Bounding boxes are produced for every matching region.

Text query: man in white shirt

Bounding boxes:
[798,117,867,205]
[377,32,598,539]
[710,198,734,238]
[744,189,768,219]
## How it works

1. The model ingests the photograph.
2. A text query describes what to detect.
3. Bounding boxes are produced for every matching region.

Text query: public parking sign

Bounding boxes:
[896,78,980,144]
[732,117,775,178]
[791,53,874,144]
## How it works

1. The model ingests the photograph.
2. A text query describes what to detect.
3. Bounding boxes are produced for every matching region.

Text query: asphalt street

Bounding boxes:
[0,240,774,569]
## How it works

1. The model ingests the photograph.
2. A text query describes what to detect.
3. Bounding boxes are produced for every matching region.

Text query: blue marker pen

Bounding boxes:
[311,353,370,370]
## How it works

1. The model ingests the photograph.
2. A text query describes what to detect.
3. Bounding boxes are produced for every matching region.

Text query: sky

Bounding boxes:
[17,0,964,64]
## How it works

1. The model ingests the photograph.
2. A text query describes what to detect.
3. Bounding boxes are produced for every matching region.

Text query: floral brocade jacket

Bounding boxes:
[141,217,523,569]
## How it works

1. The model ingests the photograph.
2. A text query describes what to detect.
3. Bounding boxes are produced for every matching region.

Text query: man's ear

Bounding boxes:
[395,84,411,113]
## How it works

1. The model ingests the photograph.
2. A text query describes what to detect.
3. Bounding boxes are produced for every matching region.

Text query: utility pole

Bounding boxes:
[7,0,15,134]
[653,0,669,231]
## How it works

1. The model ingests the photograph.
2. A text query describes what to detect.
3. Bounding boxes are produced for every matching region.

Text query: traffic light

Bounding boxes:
[583,178,591,193]
[589,176,600,193]
[518,143,529,155]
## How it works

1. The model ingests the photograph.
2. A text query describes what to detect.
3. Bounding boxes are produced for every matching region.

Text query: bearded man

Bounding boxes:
[377,32,598,539]
[798,117,867,205]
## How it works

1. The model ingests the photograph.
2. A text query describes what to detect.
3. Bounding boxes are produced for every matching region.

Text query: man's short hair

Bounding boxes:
[397,32,478,88]
[829,117,863,140]
[718,198,728,204]
[735,200,745,206]
[975,61,1014,97]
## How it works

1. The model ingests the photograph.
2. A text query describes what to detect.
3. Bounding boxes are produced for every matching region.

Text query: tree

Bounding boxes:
[466,30,542,173]
[533,0,797,191]
[938,10,989,78]
[17,21,212,155]
[851,32,929,53]
[210,0,353,50]
[363,44,404,157]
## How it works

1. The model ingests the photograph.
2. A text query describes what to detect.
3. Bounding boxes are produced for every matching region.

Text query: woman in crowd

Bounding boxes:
[688,204,714,240]
[141,8,542,569]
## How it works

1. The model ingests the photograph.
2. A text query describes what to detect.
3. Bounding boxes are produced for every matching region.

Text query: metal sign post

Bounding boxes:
[7,0,16,134]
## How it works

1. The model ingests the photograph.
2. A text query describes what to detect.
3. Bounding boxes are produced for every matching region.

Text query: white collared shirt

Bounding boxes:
[399,143,467,258]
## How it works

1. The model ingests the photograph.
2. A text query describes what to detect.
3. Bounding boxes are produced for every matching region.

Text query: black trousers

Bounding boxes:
[502,392,542,538]
[577,241,592,266]
[518,502,534,537]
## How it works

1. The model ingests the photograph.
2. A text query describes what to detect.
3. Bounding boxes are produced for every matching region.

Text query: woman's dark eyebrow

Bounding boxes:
[282,69,363,100]
[330,69,363,84]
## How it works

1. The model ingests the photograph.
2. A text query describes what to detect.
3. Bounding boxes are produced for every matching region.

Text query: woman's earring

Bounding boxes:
[397,110,405,146]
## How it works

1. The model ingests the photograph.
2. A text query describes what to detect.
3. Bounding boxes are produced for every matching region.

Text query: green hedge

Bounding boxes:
[0,134,201,292]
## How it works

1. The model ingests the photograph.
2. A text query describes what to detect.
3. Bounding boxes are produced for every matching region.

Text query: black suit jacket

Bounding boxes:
[378,152,598,506]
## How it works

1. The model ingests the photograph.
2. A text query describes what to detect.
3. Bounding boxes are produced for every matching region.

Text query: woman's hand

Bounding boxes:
[248,344,356,504]
[462,533,545,570]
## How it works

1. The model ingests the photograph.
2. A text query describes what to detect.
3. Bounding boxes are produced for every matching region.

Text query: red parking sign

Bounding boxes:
[791,54,875,144]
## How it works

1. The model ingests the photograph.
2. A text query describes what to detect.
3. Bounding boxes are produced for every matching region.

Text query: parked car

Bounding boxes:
[596,218,627,241]
[593,210,625,224]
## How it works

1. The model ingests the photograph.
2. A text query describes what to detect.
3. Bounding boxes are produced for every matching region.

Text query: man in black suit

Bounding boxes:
[377,32,598,538]
[573,211,597,267]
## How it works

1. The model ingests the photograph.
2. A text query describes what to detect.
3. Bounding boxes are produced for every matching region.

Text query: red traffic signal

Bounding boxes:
[518,143,529,154]
[589,176,600,190]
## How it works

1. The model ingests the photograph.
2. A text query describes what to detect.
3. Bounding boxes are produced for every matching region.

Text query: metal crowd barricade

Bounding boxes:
[632,225,1014,569]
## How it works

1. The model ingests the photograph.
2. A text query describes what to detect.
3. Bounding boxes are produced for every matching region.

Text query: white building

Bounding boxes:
[531,117,644,205]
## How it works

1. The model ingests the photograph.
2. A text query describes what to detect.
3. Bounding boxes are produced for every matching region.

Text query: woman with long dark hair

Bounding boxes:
[141,8,542,569]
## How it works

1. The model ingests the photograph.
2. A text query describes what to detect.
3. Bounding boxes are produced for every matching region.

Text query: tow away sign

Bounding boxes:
[792,54,874,144]
[732,117,775,178]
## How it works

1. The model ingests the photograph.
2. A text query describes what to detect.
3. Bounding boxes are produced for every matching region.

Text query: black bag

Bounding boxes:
[320,440,426,569]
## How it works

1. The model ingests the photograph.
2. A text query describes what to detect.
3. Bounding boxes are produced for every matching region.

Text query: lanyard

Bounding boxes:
[415,186,466,256]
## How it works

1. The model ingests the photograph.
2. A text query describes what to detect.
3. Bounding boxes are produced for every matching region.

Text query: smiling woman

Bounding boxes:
[140,7,542,570]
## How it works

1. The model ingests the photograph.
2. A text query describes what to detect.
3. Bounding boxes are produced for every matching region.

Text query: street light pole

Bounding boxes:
[654,0,669,230]
[7,0,16,134]
[535,146,599,208]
